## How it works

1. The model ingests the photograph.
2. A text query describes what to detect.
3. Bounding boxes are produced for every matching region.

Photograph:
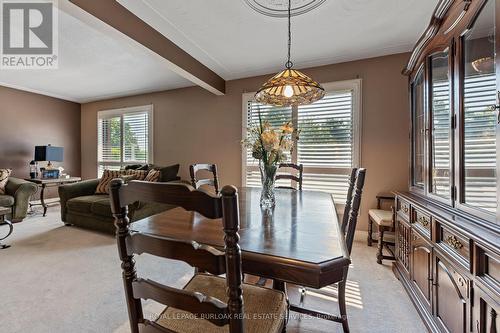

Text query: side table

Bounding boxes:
[0,207,13,249]
[24,177,82,217]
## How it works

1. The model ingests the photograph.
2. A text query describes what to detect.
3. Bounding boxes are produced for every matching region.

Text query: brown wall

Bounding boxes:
[0,86,81,197]
[81,53,410,230]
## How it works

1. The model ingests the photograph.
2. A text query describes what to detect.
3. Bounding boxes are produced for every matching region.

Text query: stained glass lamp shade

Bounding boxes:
[255,68,325,106]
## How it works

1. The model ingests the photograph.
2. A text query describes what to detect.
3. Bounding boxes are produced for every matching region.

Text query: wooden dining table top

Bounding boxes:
[129,187,350,288]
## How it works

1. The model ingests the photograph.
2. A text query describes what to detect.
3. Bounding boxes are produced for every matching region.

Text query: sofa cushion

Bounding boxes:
[90,196,113,217]
[0,194,14,207]
[67,195,108,214]
[0,169,12,194]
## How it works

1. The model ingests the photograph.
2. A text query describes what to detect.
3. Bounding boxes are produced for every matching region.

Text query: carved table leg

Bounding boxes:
[0,215,13,249]
[40,184,48,217]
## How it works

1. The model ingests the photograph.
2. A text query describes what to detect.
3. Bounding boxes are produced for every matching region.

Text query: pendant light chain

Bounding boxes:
[254,0,325,106]
[285,0,293,69]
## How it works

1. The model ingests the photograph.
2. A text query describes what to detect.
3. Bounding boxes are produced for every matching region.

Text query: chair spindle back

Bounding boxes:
[190,163,220,194]
[109,179,243,333]
[276,163,303,191]
[343,168,366,255]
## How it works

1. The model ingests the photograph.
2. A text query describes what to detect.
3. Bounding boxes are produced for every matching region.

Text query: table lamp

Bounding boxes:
[34,145,63,178]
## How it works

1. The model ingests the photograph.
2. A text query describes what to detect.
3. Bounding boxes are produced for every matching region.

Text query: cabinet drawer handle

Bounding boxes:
[445,235,463,250]
[402,205,409,214]
[418,216,429,227]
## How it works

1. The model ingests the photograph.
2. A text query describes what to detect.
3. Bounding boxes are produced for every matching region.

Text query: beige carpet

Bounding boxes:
[0,207,426,333]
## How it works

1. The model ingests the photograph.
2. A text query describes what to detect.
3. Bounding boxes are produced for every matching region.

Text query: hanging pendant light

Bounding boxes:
[255,0,325,106]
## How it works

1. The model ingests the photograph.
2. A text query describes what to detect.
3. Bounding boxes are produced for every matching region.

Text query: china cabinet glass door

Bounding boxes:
[412,67,426,190]
[460,0,498,221]
[429,50,452,201]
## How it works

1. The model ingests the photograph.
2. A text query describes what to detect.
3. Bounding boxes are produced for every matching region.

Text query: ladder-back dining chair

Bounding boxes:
[294,168,366,333]
[299,168,358,303]
[341,168,359,233]
[189,163,220,194]
[109,180,287,333]
[276,163,303,191]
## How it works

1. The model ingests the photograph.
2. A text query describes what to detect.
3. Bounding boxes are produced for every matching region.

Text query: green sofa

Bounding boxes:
[59,179,176,234]
[0,177,37,222]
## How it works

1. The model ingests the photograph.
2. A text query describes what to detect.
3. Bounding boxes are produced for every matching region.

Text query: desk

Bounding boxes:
[24,177,81,216]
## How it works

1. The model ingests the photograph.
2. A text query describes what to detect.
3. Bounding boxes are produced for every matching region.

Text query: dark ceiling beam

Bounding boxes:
[68,0,225,95]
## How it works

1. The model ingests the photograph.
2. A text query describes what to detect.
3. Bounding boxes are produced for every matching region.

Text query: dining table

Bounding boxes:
[130,187,351,303]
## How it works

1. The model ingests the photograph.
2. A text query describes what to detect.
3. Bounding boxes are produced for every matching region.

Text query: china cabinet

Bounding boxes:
[394,0,500,332]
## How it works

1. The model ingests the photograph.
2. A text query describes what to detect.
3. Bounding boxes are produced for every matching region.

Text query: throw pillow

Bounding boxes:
[121,169,148,180]
[120,174,137,183]
[124,164,152,171]
[95,170,123,194]
[0,169,12,194]
[123,164,143,170]
[144,169,161,182]
[154,164,180,182]
[96,170,150,194]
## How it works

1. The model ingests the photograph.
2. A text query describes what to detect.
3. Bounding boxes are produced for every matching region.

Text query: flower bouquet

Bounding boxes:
[243,113,297,209]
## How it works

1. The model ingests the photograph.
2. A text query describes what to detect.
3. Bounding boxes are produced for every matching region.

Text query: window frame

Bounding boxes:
[427,46,455,207]
[454,19,498,224]
[97,105,154,174]
[241,78,362,199]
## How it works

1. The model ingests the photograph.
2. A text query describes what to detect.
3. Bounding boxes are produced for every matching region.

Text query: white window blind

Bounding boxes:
[97,105,153,176]
[298,91,355,202]
[463,73,497,212]
[242,79,361,204]
[244,103,292,187]
[431,79,451,198]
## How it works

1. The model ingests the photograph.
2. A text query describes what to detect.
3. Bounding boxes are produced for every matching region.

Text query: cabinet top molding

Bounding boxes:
[403,0,477,76]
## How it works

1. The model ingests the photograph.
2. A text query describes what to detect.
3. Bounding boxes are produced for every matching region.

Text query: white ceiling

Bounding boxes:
[0,0,438,103]
[0,1,193,103]
[118,0,438,80]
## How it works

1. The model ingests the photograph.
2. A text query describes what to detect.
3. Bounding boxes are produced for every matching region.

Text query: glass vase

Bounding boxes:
[259,161,277,209]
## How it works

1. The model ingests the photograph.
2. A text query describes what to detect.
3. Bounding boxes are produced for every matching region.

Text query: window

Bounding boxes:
[97,105,153,176]
[242,79,362,203]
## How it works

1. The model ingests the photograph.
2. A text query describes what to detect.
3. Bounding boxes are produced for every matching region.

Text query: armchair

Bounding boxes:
[2,177,37,222]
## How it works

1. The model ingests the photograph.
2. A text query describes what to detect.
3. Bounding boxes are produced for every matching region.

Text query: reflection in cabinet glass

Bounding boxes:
[462,0,497,214]
[430,50,452,199]
[412,68,426,188]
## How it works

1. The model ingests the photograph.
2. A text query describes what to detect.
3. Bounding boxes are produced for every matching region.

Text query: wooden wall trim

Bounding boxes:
[68,0,226,95]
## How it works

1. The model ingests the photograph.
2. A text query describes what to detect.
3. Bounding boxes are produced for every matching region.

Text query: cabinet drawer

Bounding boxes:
[475,246,500,291]
[485,253,500,286]
[438,224,470,268]
[397,198,410,220]
[412,209,431,237]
